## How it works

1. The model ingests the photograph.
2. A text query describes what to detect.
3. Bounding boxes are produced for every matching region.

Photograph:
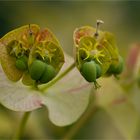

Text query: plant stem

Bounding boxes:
[40,62,75,91]
[14,112,31,140]
[62,93,97,140]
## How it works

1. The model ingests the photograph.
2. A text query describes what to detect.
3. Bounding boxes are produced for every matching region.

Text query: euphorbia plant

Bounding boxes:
[74,20,124,88]
[0,21,124,139]
[0,24,64,86]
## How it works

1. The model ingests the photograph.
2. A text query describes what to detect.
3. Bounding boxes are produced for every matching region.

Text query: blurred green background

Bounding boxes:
[0,1,140,139]
[1,1,140,57]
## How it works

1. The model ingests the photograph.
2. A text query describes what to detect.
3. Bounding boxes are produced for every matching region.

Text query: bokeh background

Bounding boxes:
[1,1,140,57]
[0,1,140,139]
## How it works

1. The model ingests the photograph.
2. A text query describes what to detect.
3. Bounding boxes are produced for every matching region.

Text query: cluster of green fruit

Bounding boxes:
[15,55,56,84]
[81,55,123,83]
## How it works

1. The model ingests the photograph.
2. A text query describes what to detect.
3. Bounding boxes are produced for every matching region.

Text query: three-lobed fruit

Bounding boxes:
[29,59,56,83]
[29,60,46,81]
[114,55,124,74]
[107,55,124,75]
[15,55,28,70]
[40,64,56,83]
[95,63,102,78]
[81,61,97,82]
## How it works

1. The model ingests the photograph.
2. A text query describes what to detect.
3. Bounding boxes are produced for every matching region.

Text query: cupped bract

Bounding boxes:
[0,24,64,86]
[0,25,40,81]
[73,25,123,88]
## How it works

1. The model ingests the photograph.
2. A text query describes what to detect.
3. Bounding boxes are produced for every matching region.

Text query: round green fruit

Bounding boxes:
[15,56,28,70]
[95,63,102,79]
[114,55,124,74]
[81,61,97,82]
[107,55,124,75]
[29,60,46,81]
[40,64,56,83]
[112,56,124,74]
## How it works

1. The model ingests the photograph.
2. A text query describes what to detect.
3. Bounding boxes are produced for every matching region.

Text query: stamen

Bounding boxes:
[28,24,33,36]
[94,19,104,37]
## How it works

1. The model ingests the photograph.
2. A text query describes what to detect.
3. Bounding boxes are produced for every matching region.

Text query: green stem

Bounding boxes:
[14,112,31,140]
[40,62,75,91]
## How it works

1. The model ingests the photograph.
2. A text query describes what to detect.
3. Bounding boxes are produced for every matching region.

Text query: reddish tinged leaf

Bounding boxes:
[36,29,59,46]
[73,26,96,45]
[126,43,140,72]
[110,97,127,106]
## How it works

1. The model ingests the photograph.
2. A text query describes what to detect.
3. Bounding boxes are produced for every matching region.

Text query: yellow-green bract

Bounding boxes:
[73,26,123,85]
[0,24,64,85]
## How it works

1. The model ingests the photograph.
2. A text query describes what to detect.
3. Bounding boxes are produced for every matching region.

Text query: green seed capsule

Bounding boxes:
[29,60,46,80]
[95,63,102,79]
[15,56,28,70]
[114,55,124,74]
[40,64,56,83]
[15,59,27,70]
[111,55,124,74]
[21,55,28,63]
[107,55,124,75]
[81,61,96,82]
